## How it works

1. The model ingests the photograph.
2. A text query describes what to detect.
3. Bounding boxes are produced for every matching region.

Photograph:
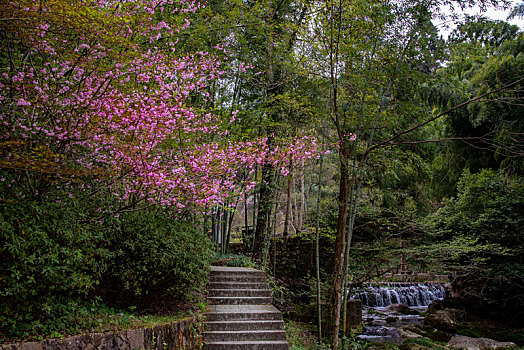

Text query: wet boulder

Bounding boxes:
[424,308,471,333]
[447,335,517,349]
[401,324,451,342]
[386,303,420,315]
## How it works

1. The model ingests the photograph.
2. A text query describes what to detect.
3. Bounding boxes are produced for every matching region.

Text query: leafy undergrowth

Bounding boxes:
[284,320,324,350]
[212,253,254,267]
[1,300,207,344]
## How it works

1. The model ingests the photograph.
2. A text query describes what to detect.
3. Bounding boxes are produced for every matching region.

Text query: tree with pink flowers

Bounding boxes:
[0,0,318,215]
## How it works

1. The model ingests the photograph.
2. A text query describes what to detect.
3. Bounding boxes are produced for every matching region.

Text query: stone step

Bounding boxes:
[210,266,266,275]
[209,275,267,283]
[208,282,270,290]
[205,320,284,332]
[204,268,289,349]
[208,289,271,298]
[203,341,289,350]
[205,305,282,322]
[208,296,272,305]
[210,270,266,277]
[203,330,287,342]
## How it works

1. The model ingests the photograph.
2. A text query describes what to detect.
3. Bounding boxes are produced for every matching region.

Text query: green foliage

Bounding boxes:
[402,337,447,349]
[103,211,213,305]
[0,201,109,339]
[427,23,524,197]
[284,320,324,350]
[430,169,523,244]
[448,15,519,49]
[0,201,213,340]
[425,169,524,311]
[212,253,253,267]
[339,323,367,350]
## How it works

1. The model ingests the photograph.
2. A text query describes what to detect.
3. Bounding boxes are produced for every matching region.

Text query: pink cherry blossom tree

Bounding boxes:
[0,0,318,215]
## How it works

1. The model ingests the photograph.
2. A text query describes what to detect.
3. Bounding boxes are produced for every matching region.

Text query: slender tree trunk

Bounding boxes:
[244,172,250,254]
[211,206,216,246]
[331,143,351,347]
[264,185,278,268]
[273,194,278,275]
[225,199,237,255]
[315,154,324,341]
[342,178,361,334]
[253,165,258,235]
[204,208,209,238]
[221,202,227,254]
[283,160,292,237]
[298,159,305,233]
[292,172,299,234]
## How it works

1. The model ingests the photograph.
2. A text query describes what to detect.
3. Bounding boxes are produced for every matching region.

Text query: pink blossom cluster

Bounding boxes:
[0,0,319,210]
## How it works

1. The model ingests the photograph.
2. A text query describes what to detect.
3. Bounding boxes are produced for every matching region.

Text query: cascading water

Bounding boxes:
[350,283,446,307]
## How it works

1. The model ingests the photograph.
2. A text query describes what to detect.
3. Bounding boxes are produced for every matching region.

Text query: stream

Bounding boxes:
[350,283,447,343]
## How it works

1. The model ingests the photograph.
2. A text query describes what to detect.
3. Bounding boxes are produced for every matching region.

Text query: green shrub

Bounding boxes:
[0,201,213,340]
[212,253,253,267]
[426,169,524,318]
[0,201,111,339]
[102,211,213,307]
[402,337,447,349]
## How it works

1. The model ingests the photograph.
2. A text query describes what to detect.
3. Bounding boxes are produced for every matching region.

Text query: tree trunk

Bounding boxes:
[293,171,299,234]
[244,172,250,254]
[283,160,292,237]
[252,161,275,262]
[315,155,324,341]
[225,199,237,255]
[253,165,258,235]
[204,208,209,238]
[298,158,305,233]
[222,201,229,254]
[342,178,361,335]
[331,144,351,348]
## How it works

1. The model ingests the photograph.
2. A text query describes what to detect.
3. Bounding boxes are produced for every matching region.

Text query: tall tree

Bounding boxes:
[308,0,507,346]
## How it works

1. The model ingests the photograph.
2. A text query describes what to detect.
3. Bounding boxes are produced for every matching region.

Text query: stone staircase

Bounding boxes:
[203,266,289,350]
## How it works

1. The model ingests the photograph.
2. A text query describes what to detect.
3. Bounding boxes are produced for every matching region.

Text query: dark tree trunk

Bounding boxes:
[252,159,275,262]
[330,142,351,346]
[283,160,292,237]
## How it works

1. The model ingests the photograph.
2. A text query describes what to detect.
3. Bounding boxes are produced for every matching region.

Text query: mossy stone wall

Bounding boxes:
[1,315,203,350]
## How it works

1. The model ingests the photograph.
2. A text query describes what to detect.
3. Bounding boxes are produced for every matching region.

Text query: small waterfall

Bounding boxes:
[350,283,445,307]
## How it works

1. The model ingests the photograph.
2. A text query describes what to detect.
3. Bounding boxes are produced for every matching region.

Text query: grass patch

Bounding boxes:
[1,300,205,343]
[402,337,448,349]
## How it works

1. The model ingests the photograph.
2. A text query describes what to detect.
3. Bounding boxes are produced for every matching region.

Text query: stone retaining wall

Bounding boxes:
[270,236,333,278]
[231,237,450,283]
[230,235,334,279]
[1,315,203,350]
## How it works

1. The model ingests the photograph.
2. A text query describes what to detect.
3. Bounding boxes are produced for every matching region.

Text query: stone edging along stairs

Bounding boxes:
[203,266,289,350]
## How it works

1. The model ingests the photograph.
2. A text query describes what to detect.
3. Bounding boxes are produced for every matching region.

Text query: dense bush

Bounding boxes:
[0,201,213,340]
[0,201,109,338]
[426,169,524,322]
[102,211,213,307]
